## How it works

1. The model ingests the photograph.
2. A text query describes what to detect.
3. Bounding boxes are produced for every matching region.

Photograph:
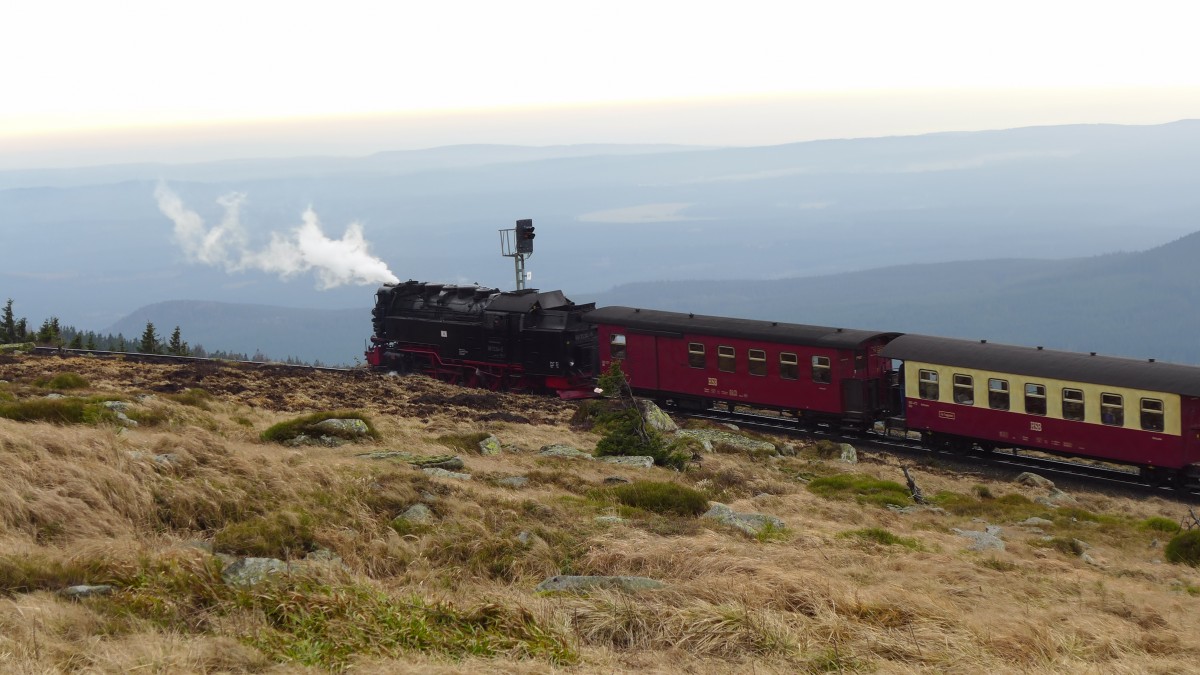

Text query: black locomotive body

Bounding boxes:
[367,280,597,397]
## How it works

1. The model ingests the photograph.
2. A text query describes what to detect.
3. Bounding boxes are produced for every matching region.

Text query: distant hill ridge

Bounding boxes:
[591,228,1200,365]
[111,227,1200,367]
[105,301,368,365]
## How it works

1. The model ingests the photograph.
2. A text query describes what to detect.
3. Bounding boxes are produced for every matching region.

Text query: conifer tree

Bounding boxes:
[167,326,189,356]
[14,318,27,342]
[1,299,15,343]
[69,333,83,349]
[85,333,96,350]
[139,322,159,354]
[36,318,59,345]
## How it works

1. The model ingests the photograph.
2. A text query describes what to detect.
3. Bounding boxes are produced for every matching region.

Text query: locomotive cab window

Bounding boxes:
[1025,383,1047,416]
[953,374,974,405]
[687,342,705,369]
[748,349,767,376]
[918,369,939,400]
[1101,393,1124,426]
[610,334,626,359]
[779,353,798,380]
[718,346,735,373]
[1141,398,1165,432]
[988,378,1009,410]
[1062,388,1085,421]
[812,356,832,384]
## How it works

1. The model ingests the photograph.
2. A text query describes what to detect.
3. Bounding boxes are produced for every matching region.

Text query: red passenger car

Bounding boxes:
[882,334,1200,484]
[584,307,900,425]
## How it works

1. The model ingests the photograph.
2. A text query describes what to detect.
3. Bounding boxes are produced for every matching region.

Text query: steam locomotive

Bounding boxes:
[367,280,1200,487]
[366,280,597,397]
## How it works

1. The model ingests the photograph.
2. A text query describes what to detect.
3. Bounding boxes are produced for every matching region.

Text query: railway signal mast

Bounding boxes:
[499,218,536,290]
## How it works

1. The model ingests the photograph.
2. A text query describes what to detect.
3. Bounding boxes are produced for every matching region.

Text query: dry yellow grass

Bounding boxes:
[0,353,1198,672]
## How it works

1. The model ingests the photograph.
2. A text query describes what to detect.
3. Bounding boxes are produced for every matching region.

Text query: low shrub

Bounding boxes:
[593,406,688,470]
[213,510,317,558]
[607,481,709,517]
[1165,530,1200,567]
[1141,517,1181,534]
[35,372,88,390]
[436,431,493,454]
[807,473,911,508]
[260,410,379,443]
[838,527,925,551]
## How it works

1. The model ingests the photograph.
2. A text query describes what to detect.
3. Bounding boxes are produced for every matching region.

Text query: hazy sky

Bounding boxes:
[4,0,1200,168]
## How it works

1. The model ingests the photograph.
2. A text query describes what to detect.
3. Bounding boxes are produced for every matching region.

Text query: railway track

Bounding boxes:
[663,402,1200,502]
[28,346,355,374]
[22,346,1200,500]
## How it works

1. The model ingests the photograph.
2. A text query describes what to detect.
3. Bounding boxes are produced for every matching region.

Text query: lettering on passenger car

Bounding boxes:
[1030,421,1042,432]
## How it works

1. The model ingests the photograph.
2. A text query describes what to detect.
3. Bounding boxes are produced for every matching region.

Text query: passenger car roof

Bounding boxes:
[584,306,898,350]
[882,334,1200,397]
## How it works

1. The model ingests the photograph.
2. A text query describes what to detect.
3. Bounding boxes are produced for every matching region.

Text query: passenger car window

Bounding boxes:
[988,378,1009,410]
[1141,398,1164,431]
[953,374,974,405]
[718,346,735,373]
[687,342,705,369]
[812,356,832,384]
[918,369,939,400]
[1101,393,1124,426]
[748,349,766,376]
[610,334,626,359]
[779,353,798,380]
[1062,388,1085,421]
[1024,383,1046,416]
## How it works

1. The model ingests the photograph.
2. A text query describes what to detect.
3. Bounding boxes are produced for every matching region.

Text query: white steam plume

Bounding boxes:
[155,182,399,289]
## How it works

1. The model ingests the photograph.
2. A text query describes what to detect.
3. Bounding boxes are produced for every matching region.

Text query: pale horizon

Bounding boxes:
[5,1,1200,169]
[5,87,1200,170]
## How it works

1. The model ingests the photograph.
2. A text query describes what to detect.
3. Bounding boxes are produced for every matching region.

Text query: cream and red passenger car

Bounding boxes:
[881,334,1200,485]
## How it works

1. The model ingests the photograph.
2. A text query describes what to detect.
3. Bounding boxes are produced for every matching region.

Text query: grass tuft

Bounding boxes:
[260,410,379,442]
[35,372,89,390]
[213,510,317,559]
[1141,516,1181,534]
[807,473,911,508]
[838,527,925,551]
[1030,536,1085,557]
[164,388,214,409]
[436,431,493,454]
[1164,529,1200,567]
[0,396,120,424]
[604,481,710,517]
